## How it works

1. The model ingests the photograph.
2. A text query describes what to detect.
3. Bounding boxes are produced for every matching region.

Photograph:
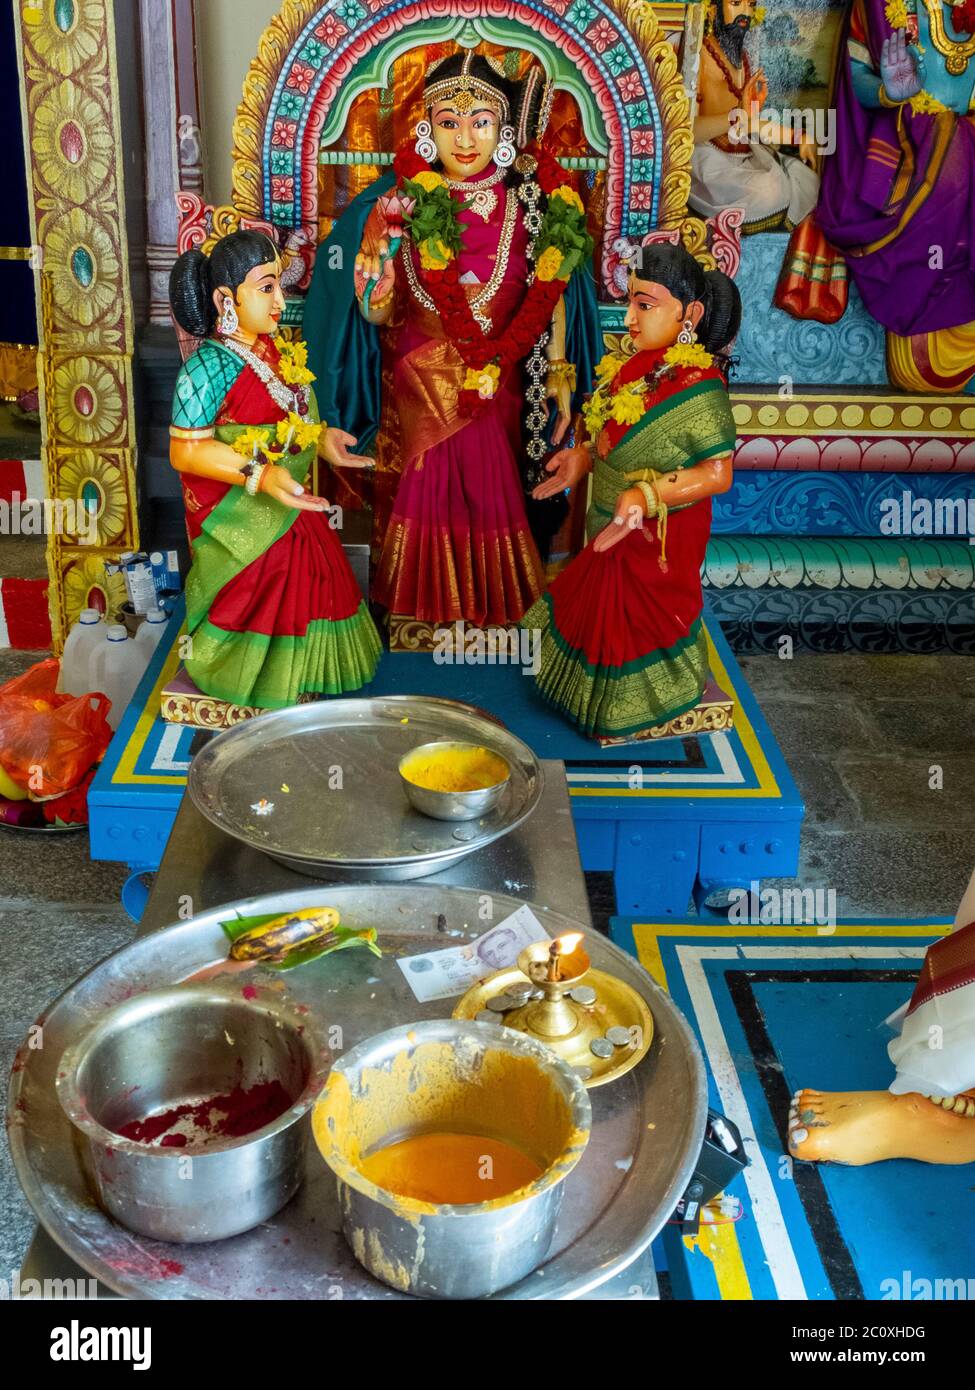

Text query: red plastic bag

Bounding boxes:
[0,658,112,801]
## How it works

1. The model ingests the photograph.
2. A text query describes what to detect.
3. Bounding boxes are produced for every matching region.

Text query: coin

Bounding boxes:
[570,986,597,1006]
[590,1037,614,1059]
[505,982,533,1001]
[573,1065,593,1080]
[475,1010,498,1024]
[487,995,513,1012]
[606,1025,632,1047]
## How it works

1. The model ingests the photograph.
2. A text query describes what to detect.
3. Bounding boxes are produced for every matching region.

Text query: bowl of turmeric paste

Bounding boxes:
[398,741,511,821]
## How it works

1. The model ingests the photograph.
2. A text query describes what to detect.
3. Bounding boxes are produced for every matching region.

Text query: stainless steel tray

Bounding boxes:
[9,885,707,1301]
[187,697,543,881]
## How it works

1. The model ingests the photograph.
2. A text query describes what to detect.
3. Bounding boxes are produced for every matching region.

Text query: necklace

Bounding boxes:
[443,165,506,221]
[219,336,302,414]
[403,187,518,332]
[921,0,975,72]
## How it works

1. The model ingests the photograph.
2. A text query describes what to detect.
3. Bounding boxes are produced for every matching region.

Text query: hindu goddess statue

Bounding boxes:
[303,51,600,633]
[168,230,381,708]
[523,243,740,741]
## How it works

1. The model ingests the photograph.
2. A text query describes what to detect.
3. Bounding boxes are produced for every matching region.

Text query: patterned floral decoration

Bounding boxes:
[230,0,691,295]
[17,0,140,649]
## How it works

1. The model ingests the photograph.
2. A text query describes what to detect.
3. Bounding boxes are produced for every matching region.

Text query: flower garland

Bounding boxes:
[582,344,715,438]
[393,141,593,418]
[229,336,322,464]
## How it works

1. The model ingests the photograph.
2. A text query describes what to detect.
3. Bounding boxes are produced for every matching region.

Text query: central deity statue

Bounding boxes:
[304,50,599,638]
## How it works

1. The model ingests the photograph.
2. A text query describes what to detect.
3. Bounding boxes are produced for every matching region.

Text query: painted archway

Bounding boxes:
[231,0,693,292]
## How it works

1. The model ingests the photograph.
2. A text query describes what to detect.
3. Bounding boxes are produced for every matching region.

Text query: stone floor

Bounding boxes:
[1,643,973,1276]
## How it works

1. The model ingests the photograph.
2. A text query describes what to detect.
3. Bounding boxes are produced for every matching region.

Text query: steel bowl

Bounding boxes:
[398,740,511,822]
[56,986,330,1243]
[313,1018,591,1299]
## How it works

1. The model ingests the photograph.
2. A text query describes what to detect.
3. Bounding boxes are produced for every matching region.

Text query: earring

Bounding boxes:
[218,296,239,336]
[678,319,696,345]
[413,119,437,164]
[494,125,516,168]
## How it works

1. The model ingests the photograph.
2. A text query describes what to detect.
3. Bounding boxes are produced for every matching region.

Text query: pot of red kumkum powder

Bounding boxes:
[56,987,328,1242]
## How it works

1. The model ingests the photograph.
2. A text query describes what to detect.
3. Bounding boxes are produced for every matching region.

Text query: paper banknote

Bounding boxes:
[397,904,550,1002]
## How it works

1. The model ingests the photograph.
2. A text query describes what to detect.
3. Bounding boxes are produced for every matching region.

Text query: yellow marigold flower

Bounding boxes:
[463,363,501,398]
[753,5,766,22]
[610,389,646,427]
[536,245,566,282]
[419,237,452,271]
[276,413,322,451]
[884,0,908,28]
[412,170,446,193]
[594,352,622,384]
[232,426,274,459]
[552,184,585,215]
[582,394,612,436]
[663,343,714,369]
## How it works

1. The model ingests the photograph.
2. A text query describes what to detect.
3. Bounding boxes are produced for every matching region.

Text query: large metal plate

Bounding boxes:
[8,885,707,1301]
[187,697,543,881]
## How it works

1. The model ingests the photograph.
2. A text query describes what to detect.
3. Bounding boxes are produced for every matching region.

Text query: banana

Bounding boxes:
[230,906,342,962]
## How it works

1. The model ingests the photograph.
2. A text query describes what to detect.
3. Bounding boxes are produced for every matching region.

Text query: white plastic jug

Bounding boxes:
[90,625,145,731]
[134,606,168,660]
[58,609,103,697]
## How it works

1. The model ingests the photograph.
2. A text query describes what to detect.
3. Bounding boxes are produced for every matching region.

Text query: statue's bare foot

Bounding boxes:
[787,1088,975,1166]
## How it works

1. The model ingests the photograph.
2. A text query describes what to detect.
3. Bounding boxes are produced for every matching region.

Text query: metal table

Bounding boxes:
[18,761,703,1298]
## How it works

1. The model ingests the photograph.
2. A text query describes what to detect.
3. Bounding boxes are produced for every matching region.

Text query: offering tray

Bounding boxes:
[187,696,542,881]
[9,884,706,1301]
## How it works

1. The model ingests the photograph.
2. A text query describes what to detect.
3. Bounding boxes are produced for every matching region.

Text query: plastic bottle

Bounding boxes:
[90,625,145,731]
[58,609,104,697]
[134,606,168,661]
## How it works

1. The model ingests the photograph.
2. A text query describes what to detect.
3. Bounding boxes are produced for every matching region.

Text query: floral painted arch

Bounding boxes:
[230,0,695,293]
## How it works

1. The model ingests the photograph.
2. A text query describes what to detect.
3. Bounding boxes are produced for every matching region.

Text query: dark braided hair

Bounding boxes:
[634,242,742,363]
[169,229,280,338]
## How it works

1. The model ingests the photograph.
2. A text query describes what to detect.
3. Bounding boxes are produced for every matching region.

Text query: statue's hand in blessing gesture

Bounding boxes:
[880,28,923,102]
[591,487,646,554]
[321,426,374,470]
[531,445,591,500]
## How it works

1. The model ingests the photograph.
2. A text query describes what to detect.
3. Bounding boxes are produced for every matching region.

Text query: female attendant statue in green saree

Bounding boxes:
[168,230,381,709]
[525,242,740,741]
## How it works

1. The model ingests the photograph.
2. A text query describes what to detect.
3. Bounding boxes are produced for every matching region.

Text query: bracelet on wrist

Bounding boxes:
[546,359,577,390]
[246,461,271,497]
[634,480,659,518]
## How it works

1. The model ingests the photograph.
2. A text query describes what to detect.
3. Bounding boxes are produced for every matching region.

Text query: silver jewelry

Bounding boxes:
[524,329,551,472]
[413,118,437,163]
[402,187,518,333]
[218,296,239,336]
[518,180,544,245]
[444,165,505,222]
[219,336,303,415]
[494,124,516,168]
[678,320,697,345]
[245,464,265,496]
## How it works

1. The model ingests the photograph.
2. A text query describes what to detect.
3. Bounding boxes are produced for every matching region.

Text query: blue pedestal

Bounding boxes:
[89,599,803,917]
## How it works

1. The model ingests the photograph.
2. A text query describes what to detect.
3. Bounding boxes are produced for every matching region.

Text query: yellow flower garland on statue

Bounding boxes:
[664,343,714,369]
[419,238,453,271]
[412,170,446,193]
[535,245,566,282]
[551,184,585,215]
[274,335,316,388]
[582,344,715,436]
[276,412,322,452]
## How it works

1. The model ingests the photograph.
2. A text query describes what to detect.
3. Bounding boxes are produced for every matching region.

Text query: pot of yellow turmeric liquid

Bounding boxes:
[312,1020,591,1299]
[398,741,510,821]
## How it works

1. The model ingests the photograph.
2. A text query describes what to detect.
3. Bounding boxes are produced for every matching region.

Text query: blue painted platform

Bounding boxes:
[612,917,970,1301]
[89,600,803,916]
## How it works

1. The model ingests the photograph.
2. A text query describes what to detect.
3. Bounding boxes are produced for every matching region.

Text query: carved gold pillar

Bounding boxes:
[14,0,140,652]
